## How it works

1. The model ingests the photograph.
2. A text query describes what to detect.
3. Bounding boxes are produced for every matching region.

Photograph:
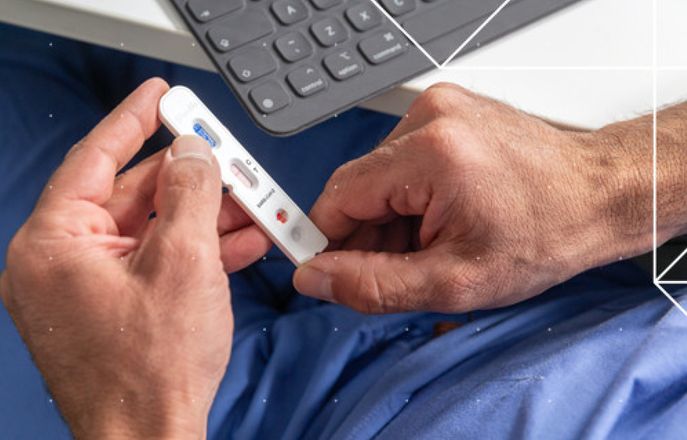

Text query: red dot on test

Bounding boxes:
[276,209,288,224]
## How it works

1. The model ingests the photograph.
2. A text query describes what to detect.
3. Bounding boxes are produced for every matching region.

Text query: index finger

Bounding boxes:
[42,77,169,207]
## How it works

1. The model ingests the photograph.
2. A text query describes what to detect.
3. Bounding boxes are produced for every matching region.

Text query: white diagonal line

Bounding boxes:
[656,246,687,282]
[651,0,687,320]
[654,282,687,318]
[367,0,442,69]
[440,0,514,67]
[367,0,512,69]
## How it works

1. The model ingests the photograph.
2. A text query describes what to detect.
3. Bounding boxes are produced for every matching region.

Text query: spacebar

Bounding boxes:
[403,0,511,44]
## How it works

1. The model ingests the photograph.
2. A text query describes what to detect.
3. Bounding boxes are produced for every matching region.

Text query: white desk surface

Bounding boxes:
[1,0,686,129]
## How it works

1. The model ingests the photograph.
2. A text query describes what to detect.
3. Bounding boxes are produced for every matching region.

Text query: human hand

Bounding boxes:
[0,78,268,439]
[294,83,641,313]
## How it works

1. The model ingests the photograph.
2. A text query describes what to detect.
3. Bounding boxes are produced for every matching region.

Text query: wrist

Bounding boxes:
[572,126,653,264]
[64,388,210,440]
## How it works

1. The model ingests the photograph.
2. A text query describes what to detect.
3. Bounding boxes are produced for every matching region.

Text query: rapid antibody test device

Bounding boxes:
[159,86,328,266]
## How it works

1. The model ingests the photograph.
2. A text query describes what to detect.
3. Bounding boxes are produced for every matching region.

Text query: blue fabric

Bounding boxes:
[2,23,687,440]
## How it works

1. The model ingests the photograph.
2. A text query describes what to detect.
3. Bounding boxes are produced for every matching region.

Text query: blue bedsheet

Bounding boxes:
[1,23,686,440]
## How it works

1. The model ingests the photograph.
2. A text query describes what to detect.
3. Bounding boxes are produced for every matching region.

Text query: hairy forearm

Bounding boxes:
[590,101,687,259]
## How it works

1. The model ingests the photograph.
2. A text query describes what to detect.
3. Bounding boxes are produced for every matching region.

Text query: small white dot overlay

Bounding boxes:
[48,327,53,332]
[119,184,124,190]
[120,398,125,403]
[48,398,53,403]
[333,185,338,190]
[49,114,53,118]
[48,42,53,47]
[404,185,409,189]
[262,256,267,261]
[120,327,125,332]
[404,256,409,261]
[333,398,339,403]
[548,399,553,404]
[334,327,339,332]
[48,185,54,190]
[262,327,267,332]
[48,256,53,261]
[333,256,339,261]
[404,327,409,332]
[120,42,124,47]
[475,256,480,261]
[619,327,623,332]
[405,398,409,403]
[547,327,552,332]
[262,398,267,403]
[476,327,481,332]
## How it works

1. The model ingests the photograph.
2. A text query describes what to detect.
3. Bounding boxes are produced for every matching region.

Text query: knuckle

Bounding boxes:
[420,119,461,158]
[413,83,467,115]
[163,233,215,262]
[326,149,393,194]
[350,257,408,314]
[328,258,385,314]
[165,161,214,194]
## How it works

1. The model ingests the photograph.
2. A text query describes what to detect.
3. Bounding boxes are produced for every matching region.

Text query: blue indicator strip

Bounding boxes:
[193,121,217,148]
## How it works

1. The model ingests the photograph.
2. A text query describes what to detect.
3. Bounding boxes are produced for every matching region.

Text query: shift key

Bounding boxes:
[358,31,406,65]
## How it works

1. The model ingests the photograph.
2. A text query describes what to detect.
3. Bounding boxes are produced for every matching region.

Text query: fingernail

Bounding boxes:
[170,136,213,164]
[295,266,334,302]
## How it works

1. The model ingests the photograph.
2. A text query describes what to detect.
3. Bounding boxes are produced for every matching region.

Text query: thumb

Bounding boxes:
[148,136,223,256]
[293,249,444,313]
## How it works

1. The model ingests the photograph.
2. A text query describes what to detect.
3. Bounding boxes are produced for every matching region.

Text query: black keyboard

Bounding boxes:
[169,0,581,135]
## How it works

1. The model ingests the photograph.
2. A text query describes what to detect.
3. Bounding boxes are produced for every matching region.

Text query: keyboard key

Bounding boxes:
[271,0,309,25]
[346,3,382,32]
[275,32,312,62]
[324,50,363,80]
[311,18,348,47]
[358,30,406,64]
[310,0,341,10]
[250,81,290,113]
[228,48,277,82]
[403,0,507,44]
[207,10,274,52]
[380,0,415,17]
[287,66,327,97]
[186,0,243,22]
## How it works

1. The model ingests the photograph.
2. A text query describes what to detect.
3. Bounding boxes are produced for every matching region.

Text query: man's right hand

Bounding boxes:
[294,83,654,314]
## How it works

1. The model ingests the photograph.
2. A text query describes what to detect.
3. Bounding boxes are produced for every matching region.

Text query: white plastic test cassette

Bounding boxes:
[159,86,328,266]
